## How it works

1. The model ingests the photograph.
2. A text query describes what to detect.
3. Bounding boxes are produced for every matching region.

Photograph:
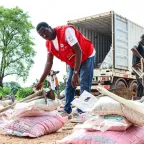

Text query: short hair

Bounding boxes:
[36,22,49,31]
[141,34,144,40]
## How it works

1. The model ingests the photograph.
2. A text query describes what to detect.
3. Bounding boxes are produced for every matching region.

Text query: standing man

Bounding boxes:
[131,34,144,99]
[47,70,60,98]
[35,22,95,117]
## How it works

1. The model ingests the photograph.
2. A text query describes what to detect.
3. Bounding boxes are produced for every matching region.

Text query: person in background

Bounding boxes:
[131,34,144,99]
[47,70,60,98]
[34,22,95,119]
[5,95,15,102]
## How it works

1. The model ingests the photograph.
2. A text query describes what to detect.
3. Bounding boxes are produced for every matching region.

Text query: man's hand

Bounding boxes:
[71,74,79,88]
[141,58,144,64]
[34,82,43,90]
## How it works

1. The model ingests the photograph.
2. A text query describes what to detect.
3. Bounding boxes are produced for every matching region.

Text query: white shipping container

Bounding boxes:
[67,11,144,93]
[67,11,144,72]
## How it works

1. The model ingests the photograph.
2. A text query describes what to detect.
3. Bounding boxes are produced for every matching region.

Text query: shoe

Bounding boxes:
[57,107,64,112]
[70,113,82,123]
[57,104,65,112]
[60,111,71,119]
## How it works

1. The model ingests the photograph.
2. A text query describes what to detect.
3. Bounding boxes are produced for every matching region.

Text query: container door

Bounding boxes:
[114,14,128,70]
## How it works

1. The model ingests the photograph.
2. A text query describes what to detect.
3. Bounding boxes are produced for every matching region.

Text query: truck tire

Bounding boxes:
[128,80,137,98]
[111,78,128,89]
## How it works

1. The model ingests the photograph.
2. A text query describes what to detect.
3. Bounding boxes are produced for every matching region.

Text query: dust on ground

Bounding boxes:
[0,121,76,144]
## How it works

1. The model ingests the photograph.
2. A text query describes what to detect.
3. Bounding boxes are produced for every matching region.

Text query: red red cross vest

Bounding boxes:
[46,25,94,68]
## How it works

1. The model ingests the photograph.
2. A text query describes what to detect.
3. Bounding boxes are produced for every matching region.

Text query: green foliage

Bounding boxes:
[16,87,33,100]
[43,79,48,88]
[0,87,12,97]
[0,6,36,87]
[3,81,21,95]
[59,82,66,92]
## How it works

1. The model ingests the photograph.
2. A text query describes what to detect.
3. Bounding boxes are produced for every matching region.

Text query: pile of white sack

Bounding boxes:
[57,90,144,144]
[0,92,67,138]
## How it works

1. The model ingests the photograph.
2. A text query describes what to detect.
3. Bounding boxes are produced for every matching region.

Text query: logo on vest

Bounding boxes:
[60,43,64,48]
[60,43,67,51]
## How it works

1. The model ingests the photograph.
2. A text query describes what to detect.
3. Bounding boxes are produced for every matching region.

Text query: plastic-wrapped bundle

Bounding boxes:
[74,115,132,132]
[100,47,112,69]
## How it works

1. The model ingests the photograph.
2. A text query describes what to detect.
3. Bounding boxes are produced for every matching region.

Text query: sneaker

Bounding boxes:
[70,113,82,123]
[60,111,71,118]
[57,107,64,112]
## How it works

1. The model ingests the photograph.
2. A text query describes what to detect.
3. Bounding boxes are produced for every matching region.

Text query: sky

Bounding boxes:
[1,0,144,87]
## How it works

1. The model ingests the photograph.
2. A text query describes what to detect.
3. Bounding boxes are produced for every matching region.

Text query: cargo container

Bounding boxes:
[67,11,144,96]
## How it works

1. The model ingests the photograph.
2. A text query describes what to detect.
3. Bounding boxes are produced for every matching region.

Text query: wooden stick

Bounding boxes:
[24,95,43,103]
[96,86,144,115]
[0,103,16,113]
[0,90,43,113]
[20,90,43,102]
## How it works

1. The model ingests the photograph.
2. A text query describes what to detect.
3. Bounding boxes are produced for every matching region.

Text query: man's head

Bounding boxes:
[36,22,56,40]
[141,34,144,44]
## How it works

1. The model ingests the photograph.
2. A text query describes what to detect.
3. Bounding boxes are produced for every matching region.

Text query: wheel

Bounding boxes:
[110,78,132,99]
[113,78,128,89]
[128,80,138,98]
[115,80,127,88]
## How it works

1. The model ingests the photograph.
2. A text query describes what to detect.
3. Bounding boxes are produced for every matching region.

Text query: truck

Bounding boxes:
[67,11,144,96]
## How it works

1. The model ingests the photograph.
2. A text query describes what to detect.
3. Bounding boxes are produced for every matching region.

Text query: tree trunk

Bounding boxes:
[0,77,3,87]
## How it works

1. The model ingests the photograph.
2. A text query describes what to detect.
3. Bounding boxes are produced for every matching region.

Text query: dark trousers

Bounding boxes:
[134,72,143,98]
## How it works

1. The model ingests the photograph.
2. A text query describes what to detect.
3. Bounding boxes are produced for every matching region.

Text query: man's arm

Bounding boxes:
[72,43,82,73]
[65,27,82,87]
[35,53,54,89]
[131,47,143,59]
[71,43,82,87]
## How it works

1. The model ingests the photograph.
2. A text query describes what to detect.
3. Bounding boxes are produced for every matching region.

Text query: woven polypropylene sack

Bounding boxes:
[122,101,144,126]
[0,115,67,137]
[57,126,144,144]
[92,97,124,116]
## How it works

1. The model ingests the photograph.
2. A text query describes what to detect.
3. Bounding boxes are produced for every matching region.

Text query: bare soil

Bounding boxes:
[0,122,76,144]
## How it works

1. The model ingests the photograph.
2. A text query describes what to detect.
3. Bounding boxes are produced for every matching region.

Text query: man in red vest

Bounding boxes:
[35,22,95,118]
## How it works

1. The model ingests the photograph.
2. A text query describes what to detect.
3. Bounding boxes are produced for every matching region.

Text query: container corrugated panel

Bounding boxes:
[128,21,144,71]
[67,11,112,34]
[113,13,129,70]
[74,26,111,67]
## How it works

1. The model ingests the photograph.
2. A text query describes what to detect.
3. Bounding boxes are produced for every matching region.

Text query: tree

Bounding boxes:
[59,82,66,92]
[0,6,36,87]
[3,81,21,95]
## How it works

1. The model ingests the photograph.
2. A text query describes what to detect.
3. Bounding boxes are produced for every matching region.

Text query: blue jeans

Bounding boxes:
[64,56,95,114]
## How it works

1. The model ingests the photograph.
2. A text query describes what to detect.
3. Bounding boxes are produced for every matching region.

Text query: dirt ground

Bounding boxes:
[0,121,76,144]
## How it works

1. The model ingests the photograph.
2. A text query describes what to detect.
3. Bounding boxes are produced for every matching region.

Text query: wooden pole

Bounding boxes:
[96,86,144,115]
[0,90,43,113]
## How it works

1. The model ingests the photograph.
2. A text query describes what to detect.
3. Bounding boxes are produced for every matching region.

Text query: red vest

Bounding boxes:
[46,25,94,68]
